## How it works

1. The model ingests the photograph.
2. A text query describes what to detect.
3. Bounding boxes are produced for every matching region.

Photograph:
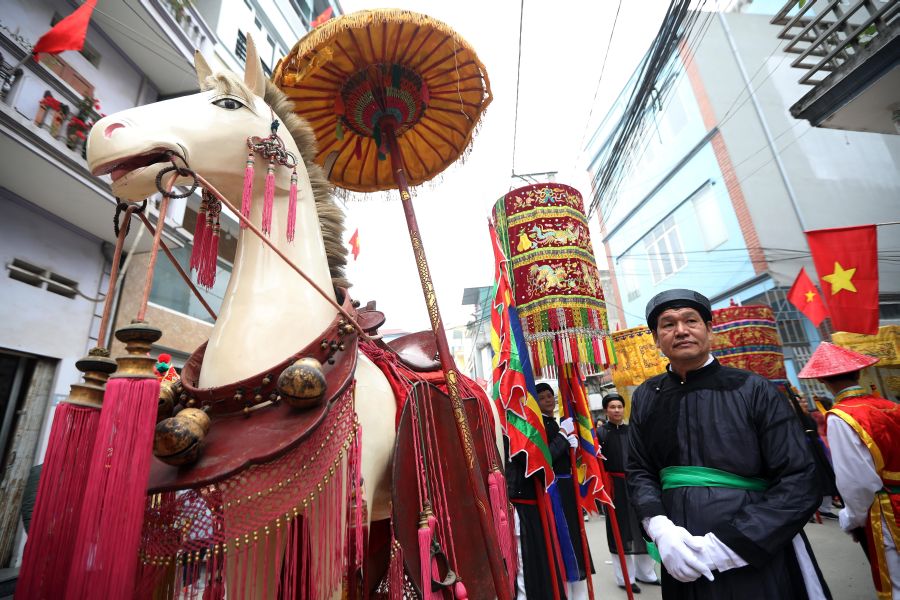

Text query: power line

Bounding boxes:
[510,0,525,176]
[577,0,623,156]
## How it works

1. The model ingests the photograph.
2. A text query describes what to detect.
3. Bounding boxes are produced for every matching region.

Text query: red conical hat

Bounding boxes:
[798,342,879,379]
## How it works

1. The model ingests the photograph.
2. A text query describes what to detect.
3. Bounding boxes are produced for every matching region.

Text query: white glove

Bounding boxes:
[560,417,575,435]
[566,434,578,448]
[646,516,714,583]
[698,532,747,573]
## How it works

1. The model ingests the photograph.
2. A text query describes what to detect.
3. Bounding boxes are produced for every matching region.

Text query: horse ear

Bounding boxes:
[194,50,213,90]
[243,34,266,97]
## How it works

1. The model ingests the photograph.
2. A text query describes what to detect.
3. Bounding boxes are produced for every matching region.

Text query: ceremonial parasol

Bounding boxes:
[273,10,508,599]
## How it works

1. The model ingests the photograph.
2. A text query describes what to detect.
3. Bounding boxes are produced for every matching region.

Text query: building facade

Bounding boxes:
[0,0,340,574]
[584,9,900,394]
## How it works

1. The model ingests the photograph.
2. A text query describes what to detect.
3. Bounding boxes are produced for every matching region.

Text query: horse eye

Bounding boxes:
[213,97,245,110]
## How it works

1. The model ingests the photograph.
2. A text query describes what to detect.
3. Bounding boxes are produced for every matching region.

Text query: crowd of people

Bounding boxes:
[506,287,899,599]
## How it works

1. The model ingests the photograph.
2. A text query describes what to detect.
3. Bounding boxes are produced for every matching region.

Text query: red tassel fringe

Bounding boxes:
[65,377,160,600]
[241,152,254,228]
[190,198,210,274]
[388,538,404,600]
[262,161,275,235]
[18,403,100,600]
[418,524,433,600]
[488,470,516,588]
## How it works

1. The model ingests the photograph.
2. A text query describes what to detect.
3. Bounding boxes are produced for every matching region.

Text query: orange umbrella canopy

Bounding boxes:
[273,9,492,193]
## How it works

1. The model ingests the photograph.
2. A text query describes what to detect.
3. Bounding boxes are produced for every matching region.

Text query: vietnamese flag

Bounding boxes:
[348,228,359,260]
[32,0,97,60]
[787,268,829,327]
[806,224,879,335]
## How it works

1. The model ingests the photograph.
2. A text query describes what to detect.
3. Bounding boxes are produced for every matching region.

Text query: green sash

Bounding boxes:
[660,466,768,492]
[645,466,768,563]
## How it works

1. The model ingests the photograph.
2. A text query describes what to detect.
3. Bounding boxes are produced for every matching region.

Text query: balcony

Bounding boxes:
[772,0,900,134]
[0,30,172,250]
[90,0,216,96]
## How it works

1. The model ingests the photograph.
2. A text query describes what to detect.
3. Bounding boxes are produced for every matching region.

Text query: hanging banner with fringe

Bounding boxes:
[493,183,612,379]
[711,305,788,383]
[610,326,667,389]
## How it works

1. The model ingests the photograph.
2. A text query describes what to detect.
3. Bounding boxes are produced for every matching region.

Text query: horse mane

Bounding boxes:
[202,72,349,289]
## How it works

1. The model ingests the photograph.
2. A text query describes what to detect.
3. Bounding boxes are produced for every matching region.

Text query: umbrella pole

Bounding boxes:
[383,123,512,600]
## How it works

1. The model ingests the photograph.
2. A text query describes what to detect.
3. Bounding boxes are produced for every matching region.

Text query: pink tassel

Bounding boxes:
[488,471,515,581]
[189,199,209,273]
[388,538,404,600]
[418,523,433,600]
[18,403,100,600]
[454,582,468,599]
[197,220,219,289]
[241,152,254,228]
[287,169,298,242]
[262,161,275,235]
[65,377,160,600]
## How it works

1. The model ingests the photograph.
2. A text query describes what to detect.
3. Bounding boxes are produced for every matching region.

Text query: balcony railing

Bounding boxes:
[0,27,101,163]
[772,0,899,86]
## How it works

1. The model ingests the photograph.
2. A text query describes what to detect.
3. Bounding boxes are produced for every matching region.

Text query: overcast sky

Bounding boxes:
[337,0,673,333]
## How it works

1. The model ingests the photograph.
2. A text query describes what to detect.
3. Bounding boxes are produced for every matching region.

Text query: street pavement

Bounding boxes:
[583,514,873,599]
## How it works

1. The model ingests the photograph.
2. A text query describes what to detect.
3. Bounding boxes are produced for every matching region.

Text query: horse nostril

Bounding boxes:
[104,123,125,139]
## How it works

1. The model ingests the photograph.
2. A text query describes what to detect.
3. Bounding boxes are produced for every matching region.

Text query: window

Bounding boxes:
[150,244,231,324]
[235,31,247,62]
[7,258,78,299]
[619,254,641,302]
[692,185,727,250]
[643,215,686,284]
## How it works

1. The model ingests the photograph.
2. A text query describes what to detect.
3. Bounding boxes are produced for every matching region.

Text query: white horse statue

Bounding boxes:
[86,37,504,600]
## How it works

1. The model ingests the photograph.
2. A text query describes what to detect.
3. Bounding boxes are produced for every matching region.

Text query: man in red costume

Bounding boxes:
[799,342,900,599]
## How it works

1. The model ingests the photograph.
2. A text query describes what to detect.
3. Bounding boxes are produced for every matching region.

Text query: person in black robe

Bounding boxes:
[506,425,568,598]
[626,288,832,599]
[536,382,594,600]
[597,393,659,591]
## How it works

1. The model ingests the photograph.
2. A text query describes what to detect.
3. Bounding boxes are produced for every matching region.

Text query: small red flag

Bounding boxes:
[806,224,879,335]
[32,0,97,60]
[348,228,359,260]
[311,7,334,28]
[787,268,829,327]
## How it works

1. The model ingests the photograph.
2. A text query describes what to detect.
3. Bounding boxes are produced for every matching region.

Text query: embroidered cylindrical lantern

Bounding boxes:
[711,304,788,382]
[493,183,613,379]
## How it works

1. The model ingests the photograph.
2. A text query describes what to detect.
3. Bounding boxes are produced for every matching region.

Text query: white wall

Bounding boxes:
[0,192,107,461]
[696,13,900,290]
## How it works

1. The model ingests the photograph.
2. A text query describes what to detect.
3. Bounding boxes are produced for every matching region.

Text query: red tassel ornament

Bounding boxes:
[262,160,275,235]
[190,196,210,273]
[241,151,254,228]
[418,513,434,600]
[287,169,298,242]
[454,581,468,599]
[65,324,162,600]
[18,403,100,600]
[197,193,221,289]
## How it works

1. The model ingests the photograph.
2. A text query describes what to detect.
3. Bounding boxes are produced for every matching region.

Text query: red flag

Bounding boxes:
[32,0,97,59]
[348,228,359,260]
[787,268,829,327]
[311,7,334,28]
[806,224,879,335]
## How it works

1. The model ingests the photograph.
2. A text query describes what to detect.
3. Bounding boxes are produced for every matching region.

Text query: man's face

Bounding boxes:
[537,389,556,415]
[606,400,625,424]
[653,307,712,364]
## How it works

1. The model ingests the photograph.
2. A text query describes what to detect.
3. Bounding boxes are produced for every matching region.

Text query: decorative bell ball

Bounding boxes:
[277,357,327,409]
[153,408,210,466]
[157,382,177,422]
